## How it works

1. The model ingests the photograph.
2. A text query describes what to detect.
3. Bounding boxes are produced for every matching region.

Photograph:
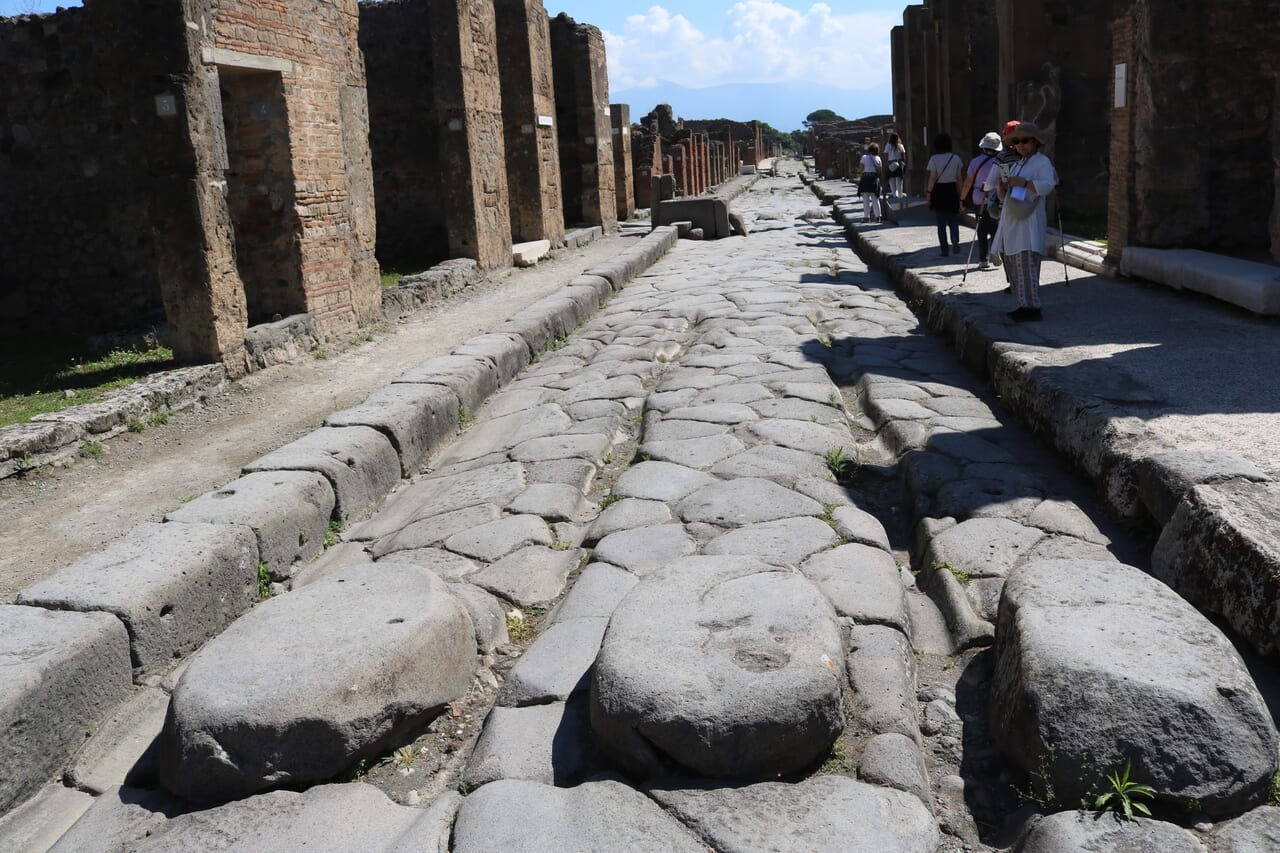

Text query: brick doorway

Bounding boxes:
[217,67,304,325]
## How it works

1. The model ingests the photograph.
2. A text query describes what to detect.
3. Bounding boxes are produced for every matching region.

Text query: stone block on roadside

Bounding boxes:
[158,564,475,802]
[800,543,908,631]
[592,556,845,779]
[392,355,501,418]
[1013,811,1207,853]
[1151,480,1280,658]
[0,606,132,814]
[513,239,552,267]
[18,522,259,679]
[326,383,460,478]
[448,583,510,653]
[452,333,531,386]
[0,784,94,853]
[164,470,334,580]
[452,778,705,853]
[244,426,399,524]
[466,545,583,606]
[847,624,920,742]
[499,617,608,707]
[990,558,1279,816]
[66,686,169,795]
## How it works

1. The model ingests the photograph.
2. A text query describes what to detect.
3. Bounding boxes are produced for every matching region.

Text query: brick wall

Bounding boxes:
[610,104,635,221]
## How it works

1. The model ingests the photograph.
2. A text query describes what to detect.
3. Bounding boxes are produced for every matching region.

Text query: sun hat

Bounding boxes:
[1002,119,1020,138]
[1012,122,1050,145]
[979,132,1002,152]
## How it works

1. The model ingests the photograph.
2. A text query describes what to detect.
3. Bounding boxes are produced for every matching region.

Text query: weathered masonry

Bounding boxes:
[550,13,616,231]
[0,0,380,369]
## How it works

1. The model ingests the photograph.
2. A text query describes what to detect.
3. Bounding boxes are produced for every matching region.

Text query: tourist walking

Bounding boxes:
[885,133,907,198]
[959,132,1003,270]
[925,133,964,256]
[857,143,883,223]
[992,122,1058,321]
[982,120,1025,270]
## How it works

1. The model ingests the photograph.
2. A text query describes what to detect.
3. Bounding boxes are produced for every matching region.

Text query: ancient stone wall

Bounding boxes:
[550,13,616,230]
[901,5,933,194]
[1117,0,1279,255]
[496,0,565,246]
[610,104,635,221]
[632,118,662,209]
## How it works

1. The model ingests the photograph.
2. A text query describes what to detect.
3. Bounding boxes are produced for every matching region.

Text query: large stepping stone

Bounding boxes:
[702,516,840,566]
[800,543,908,631]
[647,775,938,853]
[591,556,845,779]
[676,477,822,526]
[17,522,258,679]
[0,607,132,815]
[158,564,475,802]
[922,516,1044,580]
[990,559,1280,816]
[452,778,705,852]
[466,545,583,606]
[612,461,716,502]
[164,470,334,580]
[1014,811,1206,852]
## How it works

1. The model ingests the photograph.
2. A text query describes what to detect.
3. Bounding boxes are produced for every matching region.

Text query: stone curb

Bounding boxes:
[808,174,1280,660]
[0,224,682,823]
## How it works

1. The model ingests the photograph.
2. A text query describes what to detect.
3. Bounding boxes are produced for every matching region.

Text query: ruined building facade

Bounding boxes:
[0,0,380,368]
[549,13,616,230]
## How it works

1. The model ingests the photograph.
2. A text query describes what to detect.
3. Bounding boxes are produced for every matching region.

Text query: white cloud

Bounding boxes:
[602,2,895,93]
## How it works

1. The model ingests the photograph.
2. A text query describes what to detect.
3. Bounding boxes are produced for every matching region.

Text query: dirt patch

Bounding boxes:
[0,231,645,600]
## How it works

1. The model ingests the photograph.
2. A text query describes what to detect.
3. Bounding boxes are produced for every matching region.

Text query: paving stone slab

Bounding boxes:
[831,505,892,551]
[527,458,598,491]
[557,375,647,406]
[326,383,459,478]
[858,732,931,806]
[392,355,501,416]
[462,700,594,789]
[442,514,555,561]
[747,396,845,424]
[244,426,399,524]
[550,563,640,623]
[1214,805,1280,852]
[664,403,760,424]
[432,405,571,466]
[0,606,132,814]
[690,383,773,405]
[643,418,729,442]
[371,503,502,557]
[448,582,510,653]
[511,433,613,463]
[923,516,1045,580]
[387,791,461,853]
[1025,498,1109,543]
[585,498,673,545]
[592,556,845,778]
[506,483,593,522]
[498,617,608,707]
[745,418,852,455]
[65,686,168,795]
[452,778,705,853]
[592,524,698,575]
[847,624,920,742]
[0,784,94,853]
[373,548,479,582]
[18,522,258,679]
[47,786,187,853]
[639,434,747,469]
[452,333,532,385]
[158,564,475,802]
[677,477,821,526]
[702,516,840,566]
[164,470,334,580]
[483,387,549,418]
[1151,480,1280,658]
[800,543,908,631]
[990,558,1280,816]
[1136,450,1272,526]
[709,444,830,485]
[647,775,938,853]
[934,477,1043,522]
[466,545,583,606]
[646,388,699,412]
[1013,811,1207,853]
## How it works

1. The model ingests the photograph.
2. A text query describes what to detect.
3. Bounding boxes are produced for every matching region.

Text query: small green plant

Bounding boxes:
[343,756,370,782]
[598,494,621,509]
[815,733,849,775]
[391,745,416,770]
[79,440,104,460]
[14,453,36,475]
[314,348,329,360]
[256,562,273,600]
[506,609,533,642]
[818,502,837,528]
[457,780,472,796]
[126,418,146,433]
[146,410,171,427]
[457,405,471,430]
[602,452,616,464]
[933,560,970,585]
[1093,761,1155,820]
[1269,770,1280,805]
[323,520,342,549]
[1015,753,1060,809]
[549,540,572,551]
[824,446,857,482]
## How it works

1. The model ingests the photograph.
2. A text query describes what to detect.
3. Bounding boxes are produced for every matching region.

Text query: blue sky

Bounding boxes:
[1,1,900,130]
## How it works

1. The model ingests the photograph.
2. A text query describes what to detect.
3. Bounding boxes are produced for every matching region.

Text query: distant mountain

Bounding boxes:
[613,79,891,133]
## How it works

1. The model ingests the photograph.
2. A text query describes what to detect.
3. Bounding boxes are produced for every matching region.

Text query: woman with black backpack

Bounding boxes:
[959,132,1004,270]
[925,133,964,256]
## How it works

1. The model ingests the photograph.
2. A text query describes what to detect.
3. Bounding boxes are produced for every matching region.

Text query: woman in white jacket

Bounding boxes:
[993,122,1058,322]
[857,143,883,223]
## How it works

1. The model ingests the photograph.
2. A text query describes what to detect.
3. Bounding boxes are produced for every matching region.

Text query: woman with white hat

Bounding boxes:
[993,122,1058,321]
[959,131,1003,270]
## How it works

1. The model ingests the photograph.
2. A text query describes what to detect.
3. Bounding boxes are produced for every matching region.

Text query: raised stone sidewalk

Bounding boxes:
[2,165,1277,852]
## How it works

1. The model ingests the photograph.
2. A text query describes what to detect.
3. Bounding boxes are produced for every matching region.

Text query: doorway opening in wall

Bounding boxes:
[217,66,303,326]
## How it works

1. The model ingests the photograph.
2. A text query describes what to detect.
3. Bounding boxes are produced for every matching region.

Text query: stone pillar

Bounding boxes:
[1106,12,1134,263]
[610,104,635,221]
[430,0,512,269]
[495,0,565,246]
[1272,75,1280,263]
[632,122,661,209]
[550,13,617,230]
[671,144,687,197]
[903,5,932,196]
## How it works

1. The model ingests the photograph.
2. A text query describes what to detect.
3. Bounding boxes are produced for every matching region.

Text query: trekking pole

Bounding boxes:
[1055,201,1070,285]
[961,219,977,283]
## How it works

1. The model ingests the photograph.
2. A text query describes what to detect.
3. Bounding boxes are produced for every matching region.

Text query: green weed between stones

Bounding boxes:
[505,609,533,643]
[932,560,970,585]
[79,440,104,460]
[313,348,329,361]
[126,418,146,433]
[14,453,36,475]
[824,446,858,483]
[549,540,572,552]
[1093,761,1155,820]
[818,502,837,528]
[598,494,621,509]
[1270,770,1280,805]
[457,405,471,430]
[815,733,849,775]
[323,520,343,550]
[256,563,273,601]
[146,410,171,427]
